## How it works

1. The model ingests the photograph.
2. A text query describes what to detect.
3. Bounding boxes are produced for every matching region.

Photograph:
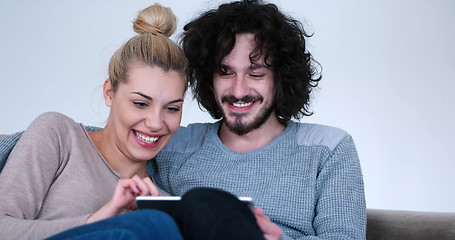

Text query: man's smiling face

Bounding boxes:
[213,33,275,135]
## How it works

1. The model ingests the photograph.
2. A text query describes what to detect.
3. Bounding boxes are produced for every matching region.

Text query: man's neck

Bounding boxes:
[218,115,286,153]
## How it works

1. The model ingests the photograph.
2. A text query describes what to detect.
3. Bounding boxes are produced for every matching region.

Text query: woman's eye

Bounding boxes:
[166,106,181,113]
[134,102,148,109]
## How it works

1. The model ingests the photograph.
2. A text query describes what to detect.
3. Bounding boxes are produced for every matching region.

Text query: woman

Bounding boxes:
[0,3,274,240]
[0,3,187,239]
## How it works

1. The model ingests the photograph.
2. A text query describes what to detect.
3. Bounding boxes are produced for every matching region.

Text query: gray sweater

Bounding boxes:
[0,117,366,239]
[0,112,121,239]
[150,121,366,239]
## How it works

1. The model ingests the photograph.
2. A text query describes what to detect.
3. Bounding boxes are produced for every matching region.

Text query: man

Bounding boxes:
[150,0,366,239]
[0,0,366,239]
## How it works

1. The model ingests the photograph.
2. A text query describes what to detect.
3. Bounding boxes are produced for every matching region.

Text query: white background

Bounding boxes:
[1,0,454,212]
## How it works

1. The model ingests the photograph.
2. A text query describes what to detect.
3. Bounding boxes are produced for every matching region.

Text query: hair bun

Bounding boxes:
[133,3,177,37]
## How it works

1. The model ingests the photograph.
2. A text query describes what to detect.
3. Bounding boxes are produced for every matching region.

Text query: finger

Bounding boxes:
[109,179,138,210]
[128,178,142,195]
[117,179,132,189]
[257,209,271,221]
[115,179,136,196]
[130,201,138,211]
[143,177,160,196]
[131,175,151,196]
[254,207,265,217]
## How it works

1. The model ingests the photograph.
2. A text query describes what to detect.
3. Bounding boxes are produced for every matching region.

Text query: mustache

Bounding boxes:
[221,95,263,103]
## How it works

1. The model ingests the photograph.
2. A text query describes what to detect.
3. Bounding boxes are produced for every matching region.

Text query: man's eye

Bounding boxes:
[134,102,148,109]
[219,67,233,76]
[250,74,264,78]
[220,71,233,76]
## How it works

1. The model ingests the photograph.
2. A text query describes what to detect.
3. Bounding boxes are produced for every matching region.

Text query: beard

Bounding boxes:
[220,95,274,135]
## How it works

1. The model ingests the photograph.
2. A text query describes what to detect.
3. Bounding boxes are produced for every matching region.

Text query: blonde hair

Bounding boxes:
[108,3,187,91]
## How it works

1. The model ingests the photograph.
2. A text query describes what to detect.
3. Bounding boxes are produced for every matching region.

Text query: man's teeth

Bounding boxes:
[135,132,159,143]
[232,102,253,107]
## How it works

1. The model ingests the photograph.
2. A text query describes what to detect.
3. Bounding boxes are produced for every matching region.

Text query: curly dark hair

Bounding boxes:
[181,0,321,122]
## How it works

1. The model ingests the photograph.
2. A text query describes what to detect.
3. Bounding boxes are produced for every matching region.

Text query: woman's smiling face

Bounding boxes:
[104,61,186,162]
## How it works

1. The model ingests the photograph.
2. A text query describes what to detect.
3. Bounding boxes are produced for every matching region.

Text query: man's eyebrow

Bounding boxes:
[220,63,267,71]
[132,91,152,100]
[250,63,267,70]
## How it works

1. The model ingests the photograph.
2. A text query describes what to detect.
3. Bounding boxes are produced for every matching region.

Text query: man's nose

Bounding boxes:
[230,75,249,99]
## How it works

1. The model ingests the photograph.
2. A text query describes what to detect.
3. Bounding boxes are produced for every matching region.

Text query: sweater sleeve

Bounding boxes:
[280,135,366,240]
[312,136,366,239]
[0,126,101,173]
[0,131,23,173]
[0,113,90,239]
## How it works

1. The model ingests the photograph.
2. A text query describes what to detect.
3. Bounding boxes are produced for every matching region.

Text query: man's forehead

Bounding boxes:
[219,62,269,70]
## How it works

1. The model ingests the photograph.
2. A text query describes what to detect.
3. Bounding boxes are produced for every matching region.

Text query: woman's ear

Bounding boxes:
[103,79,113,107]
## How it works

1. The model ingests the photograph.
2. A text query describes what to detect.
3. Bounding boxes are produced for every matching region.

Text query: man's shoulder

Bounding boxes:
[163,122,216,153]
[293,121,351,151]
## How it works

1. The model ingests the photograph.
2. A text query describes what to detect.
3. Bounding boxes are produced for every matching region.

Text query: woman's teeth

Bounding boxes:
[135,131,158,143]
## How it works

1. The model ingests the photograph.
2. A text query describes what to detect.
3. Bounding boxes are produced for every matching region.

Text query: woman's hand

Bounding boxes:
[86,175,159,223]
[253,207,282,240]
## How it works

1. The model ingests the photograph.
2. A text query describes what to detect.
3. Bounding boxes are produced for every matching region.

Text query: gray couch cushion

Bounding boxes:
[367,209,455,240]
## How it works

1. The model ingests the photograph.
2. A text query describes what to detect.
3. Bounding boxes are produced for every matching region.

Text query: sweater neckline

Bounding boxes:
[208,120,296,156]
[79,124,122,180]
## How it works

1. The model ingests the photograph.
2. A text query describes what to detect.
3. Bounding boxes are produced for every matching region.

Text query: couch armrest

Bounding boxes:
[367,208,455,240]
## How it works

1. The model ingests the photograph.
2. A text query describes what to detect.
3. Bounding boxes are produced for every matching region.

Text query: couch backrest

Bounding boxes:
[367,208,455,240]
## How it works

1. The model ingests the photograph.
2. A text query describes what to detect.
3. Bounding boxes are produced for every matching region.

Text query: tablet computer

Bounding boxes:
[136,196,254,215]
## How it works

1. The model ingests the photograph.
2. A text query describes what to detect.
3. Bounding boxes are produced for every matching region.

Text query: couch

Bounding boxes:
[0,134,454,239]
[367,208,455,239]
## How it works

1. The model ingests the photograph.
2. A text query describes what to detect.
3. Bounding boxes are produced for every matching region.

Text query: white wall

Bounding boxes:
[1,0,454,212]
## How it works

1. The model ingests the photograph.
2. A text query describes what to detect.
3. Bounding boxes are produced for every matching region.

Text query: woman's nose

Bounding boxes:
[144,111,164,131]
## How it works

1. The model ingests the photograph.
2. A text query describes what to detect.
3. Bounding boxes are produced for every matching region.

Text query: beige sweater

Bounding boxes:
[0,112,121,239]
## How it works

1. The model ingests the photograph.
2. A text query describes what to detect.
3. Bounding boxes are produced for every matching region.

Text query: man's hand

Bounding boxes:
[254,207,282,240]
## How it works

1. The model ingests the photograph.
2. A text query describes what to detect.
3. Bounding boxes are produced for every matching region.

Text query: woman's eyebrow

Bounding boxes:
[132,91,152,100]
[169,99,184,104]
[132,92,183,104]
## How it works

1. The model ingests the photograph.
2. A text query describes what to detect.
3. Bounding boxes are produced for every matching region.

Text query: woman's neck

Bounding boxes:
[87,128,148,178]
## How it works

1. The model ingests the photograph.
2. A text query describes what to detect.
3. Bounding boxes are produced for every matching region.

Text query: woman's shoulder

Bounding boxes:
[26,112,83,138]
[32,112,78,128]
[34,111,73,122]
